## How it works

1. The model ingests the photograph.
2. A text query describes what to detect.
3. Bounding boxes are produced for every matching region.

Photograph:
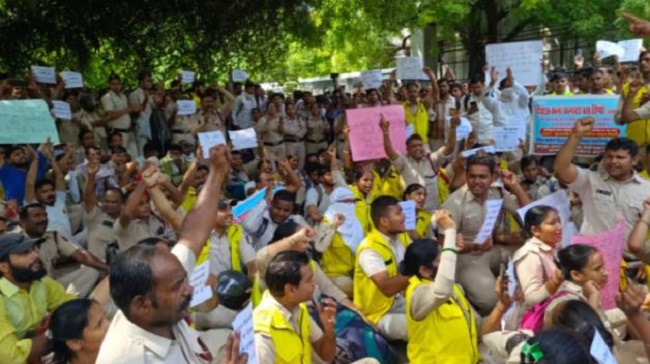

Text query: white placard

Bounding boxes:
[181,70,195,84]
[461,145,496,158]
[493,126,522,152]
[361,69,383,90]
[59,71,83,89]
[596,40,625,60]
[590,329,616,364]
[618,39,644,63]
[474,199,503,245]
[198,131,227,158]
[177,100,197,116]
[229,128,258,151]
[51,101,72,120]
[232,303,257,364]
[485,40,544,86]
[395,57,428,80]
[517,190,575,247]
[31,66,57,84]
[399,200,417,231]
[232,70,249,82]
[455,117,472,140]
[189,261,213,308]
[506,258,515,297]
[405,124,414,138]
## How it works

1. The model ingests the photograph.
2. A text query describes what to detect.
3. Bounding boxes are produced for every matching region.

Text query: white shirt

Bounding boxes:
[304,185,331,215]
[233,93,256,129]
[207,230,256,277]
[461,93,498,143]
[101,90,131,129]
[32,191,72,240]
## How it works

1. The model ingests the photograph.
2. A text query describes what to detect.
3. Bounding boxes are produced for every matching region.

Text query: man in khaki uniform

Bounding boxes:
[20,203,108,297]
[114,182,167,252]
[257,103,287,159]
[83,157,124,262]
[442,154,530,316]
[555,118,650,262]
[101,73,141,158]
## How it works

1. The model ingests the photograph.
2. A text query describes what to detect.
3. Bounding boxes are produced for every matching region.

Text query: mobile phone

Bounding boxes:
[470,101,477,109]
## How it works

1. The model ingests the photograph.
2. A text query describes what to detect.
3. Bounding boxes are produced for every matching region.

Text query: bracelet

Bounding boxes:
[440,247,459,254]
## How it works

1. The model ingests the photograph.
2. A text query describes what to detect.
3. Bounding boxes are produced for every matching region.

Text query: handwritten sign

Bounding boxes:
[0,100,59,144]
[197,131,226,158]
[51,101,72,120]
[532,95,624,157]
[189,261,213,308]
[181,70,195,84]
[229,128,258,151]
[474,199,503,245]
[361,69,383,90]
[493,126,522,152]
[461,145,496,158]
[570,220,624,310]
[232,70,249,82]
[59,71,83,89]
[596,40,625,60]
[396,57,428,80]
[31,66,57,84]
[233,303,256,364]
[618,39,644,63]
[177,100,197,116]
[517,190,575,247]
[590,328,617,364]
[346,105,407,162]
[485,40,543,86]
[399,200,417,231]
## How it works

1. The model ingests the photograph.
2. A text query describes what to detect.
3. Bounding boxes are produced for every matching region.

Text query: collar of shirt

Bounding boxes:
[560,280,583,297]
[376,230,399,246]
[464,185,501,204]
[264,292,303,330]
[600,169,643,184]
[115,310,175,358]
[0,277,20,297]
[528,237,555,253]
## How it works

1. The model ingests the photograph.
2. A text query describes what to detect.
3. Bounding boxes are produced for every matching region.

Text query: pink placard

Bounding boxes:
[346,105,407,162]
[570,220,624,310]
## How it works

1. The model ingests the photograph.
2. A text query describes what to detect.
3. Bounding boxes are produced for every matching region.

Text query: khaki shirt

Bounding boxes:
[84,206,117,262]
[114,214,167,252]
[171,114,199,145]
[568,168,650,257]
[101,91,131,129]
[282,116,307,140]
[195,110,226,134]
[393,147,449,211]
[29,231,80,278]
[257,115,284,144]
[305,116,328,142]
[513,237,558,306]
[442,184,520,243]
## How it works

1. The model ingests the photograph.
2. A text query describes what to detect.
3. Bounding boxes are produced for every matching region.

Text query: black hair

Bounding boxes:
[109,244,160,316]
[78,129,94,142]
[450,82,463,91]
[556,244,598,282]
[271,220,301,244]
[604,137,639,157]
[370,195,400,227]
[19,202,45,221]
[202,89,217,100]
[137,71,152,82]
[520,155,538,171]
[34,179,55,192]
[466,154,496,174]
[405,82,418,90]
[365,88,379,97]
[400,239,438,278]
[305,162,322,176]
[143,141,161,156]
[521,329,592,364]
[197,165,209,173]
[50,298,94,364]
[498,77,509,90]
[168,144,182,153]
[353,167,373,183]
[406,133,423,145]
[111,146,127,155]
[265,251,310,298]
[105,187,125,201]
[3,145,23,160]
[402,183,425,201]
[640,51,650,62]
[109,131,123,142]
[469,74,485,85]
[108,72,121,82]
[437,79,449,87]
[273,189,296,204]
[523,205,558,239]
[136,237,167,247]
[551,300,614,350]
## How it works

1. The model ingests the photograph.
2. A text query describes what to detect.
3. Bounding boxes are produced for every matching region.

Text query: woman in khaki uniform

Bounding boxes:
[257,102,286,159]
[305,102,329,155]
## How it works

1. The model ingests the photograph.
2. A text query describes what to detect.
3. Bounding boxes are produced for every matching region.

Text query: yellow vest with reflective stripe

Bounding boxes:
[406,277,480,364]
[372,167,404,201]
[404,100,430,143]
[415,210,432,239]
[623,83,650,146]
[320,218,355,278]
[353,229,410,323]
[196,225,244,272]
[253,292,312,364]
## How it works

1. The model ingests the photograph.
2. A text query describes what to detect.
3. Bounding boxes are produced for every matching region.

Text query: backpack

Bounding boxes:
[520,291,573,333]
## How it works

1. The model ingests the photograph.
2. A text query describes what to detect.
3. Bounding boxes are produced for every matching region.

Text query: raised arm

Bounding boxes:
[82,158,100,213]
[277,157,303,193]
[380,115,399,161]
[619,82,645,124]
[216,84,236,116]
[422,66,439,109]
[142,166,185,231]
[24,146,39,204]
[177,145,230,257]
[118,181,147,229]
[554,117,594,184]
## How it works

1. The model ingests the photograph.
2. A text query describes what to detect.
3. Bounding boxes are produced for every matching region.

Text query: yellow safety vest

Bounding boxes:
[181,186,198,213]
[415,210,432,239]
[353,229,410,323]
[550,90,574,96]
[320,218,355,279]
[406,277,480,364]
[253,292,312,364]
[372,167,404,201]
[196,225,244,272]
[404,100,430,143]
[252,260,318,308]
[350,184,375,233]
[437,168,451,206]
[622,83,650,146]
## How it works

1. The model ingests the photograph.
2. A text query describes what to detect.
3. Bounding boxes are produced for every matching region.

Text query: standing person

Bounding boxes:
[128,71,154,156]
[191,88,235,136]
[233,81,257,129]
[101,73,141,158]
[616,51,650,152]
[461,73,499,144]
[554,117,650,263]
[305,102,329,156]
[257,102,286,159]
[282,102,307,170]
[431,78,458,151]
[402,67,438,145]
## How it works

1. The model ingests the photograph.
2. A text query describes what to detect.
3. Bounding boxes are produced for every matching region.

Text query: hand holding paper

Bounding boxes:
[197,131,226,158]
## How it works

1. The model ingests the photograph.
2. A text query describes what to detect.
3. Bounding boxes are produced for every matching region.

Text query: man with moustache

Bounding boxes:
[0,145,49,205]
[0,233,74,363]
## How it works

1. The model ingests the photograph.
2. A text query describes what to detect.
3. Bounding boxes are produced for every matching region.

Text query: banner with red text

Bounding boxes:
[531,95,624,156]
